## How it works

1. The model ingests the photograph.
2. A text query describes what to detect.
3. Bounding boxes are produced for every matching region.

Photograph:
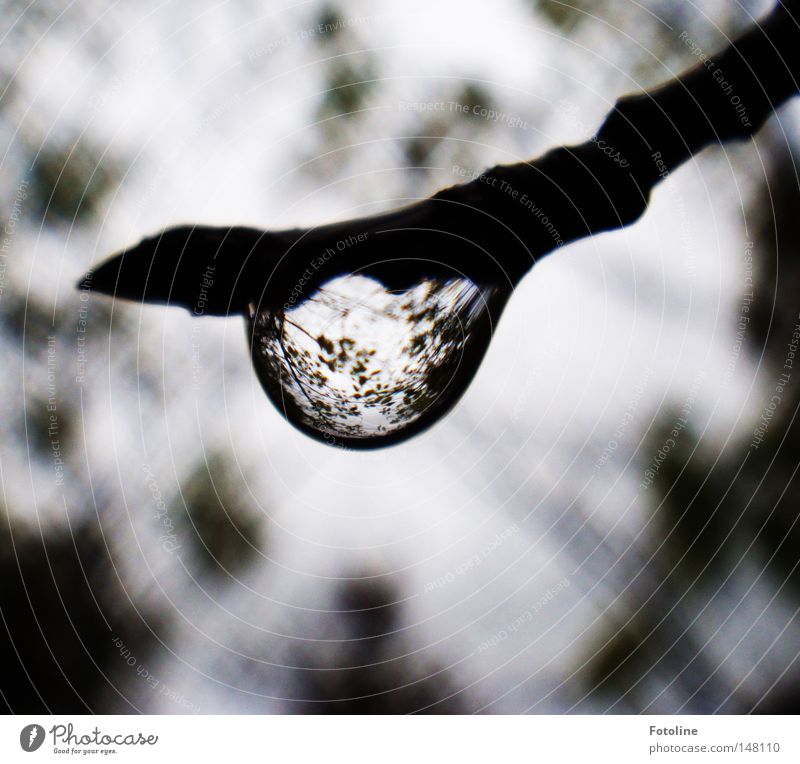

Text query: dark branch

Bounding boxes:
[88,1,800,316]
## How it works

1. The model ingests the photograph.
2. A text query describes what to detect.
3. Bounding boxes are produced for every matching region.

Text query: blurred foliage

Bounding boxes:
[173,453,263,578]
[314,3,349,46]
[317,57,377,121]
[582,616,650,704]
[646,414,738,580]
[0,514,163,712]
[313,4,377,123]
[402,82,494,171]
[297,4,382,185]
[29,139,121,225]
[529,0,594,33]
[24,393,73,459]
[528,1,762,91]
[749,145,800,367]
[291,576,466,712]
[741,143,800,600]
[1,289,58,348]
[579,139,800,711]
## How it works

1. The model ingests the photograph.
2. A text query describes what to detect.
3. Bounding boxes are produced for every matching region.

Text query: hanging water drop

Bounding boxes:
[249,273,509,447]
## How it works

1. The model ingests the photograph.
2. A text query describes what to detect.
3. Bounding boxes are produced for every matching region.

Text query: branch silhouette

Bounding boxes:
[85,1,800,447]
[89,0,800,316]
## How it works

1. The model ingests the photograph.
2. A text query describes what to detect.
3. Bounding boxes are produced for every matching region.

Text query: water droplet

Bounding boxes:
[249,273,509,447]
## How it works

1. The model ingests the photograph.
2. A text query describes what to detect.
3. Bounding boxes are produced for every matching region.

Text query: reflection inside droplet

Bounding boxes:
[249,275,504,447]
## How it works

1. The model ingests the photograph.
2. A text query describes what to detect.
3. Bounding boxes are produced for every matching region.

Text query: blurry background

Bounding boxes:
[2,0,800,713]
